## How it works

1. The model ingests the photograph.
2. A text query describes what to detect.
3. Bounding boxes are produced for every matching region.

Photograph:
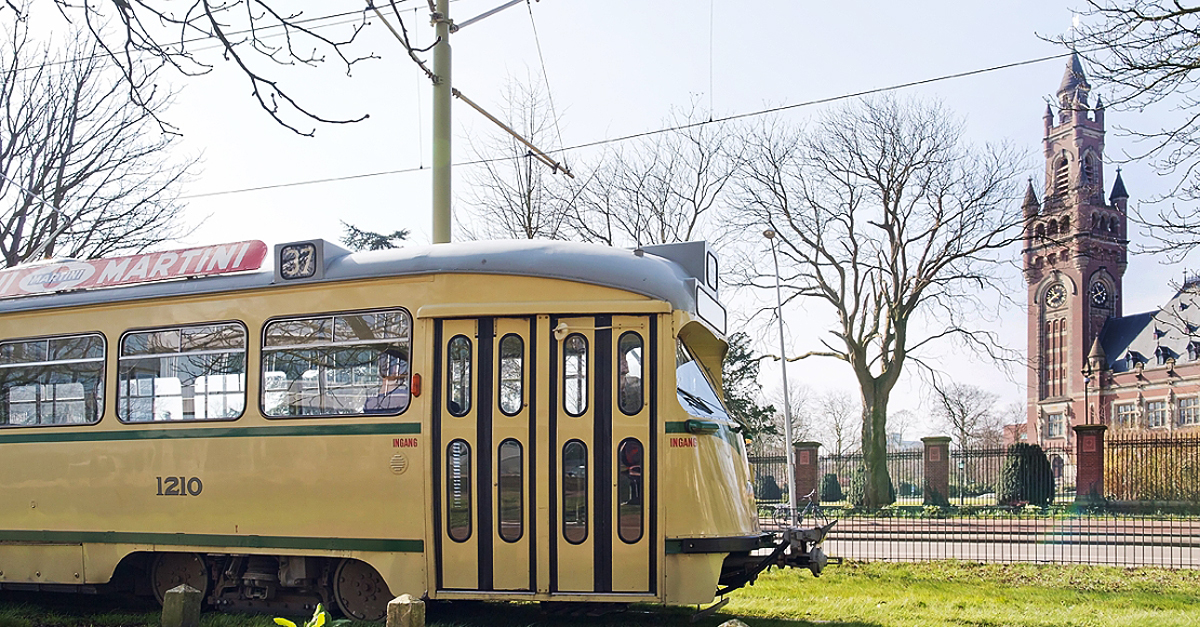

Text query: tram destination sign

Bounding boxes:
[0,240,268,299]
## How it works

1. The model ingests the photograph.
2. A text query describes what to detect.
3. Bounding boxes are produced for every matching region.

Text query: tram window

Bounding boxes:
[562,439,588,544]
[497,439,523,542]
[447,335,472,416]
[562,334,588,417]
[447,439,472,542]
[262,309,411,417]
[675,340,727,419]
[497,334,523,416]
[617,332,644,415]
[0,333,104,427]
[617,438,644,543]
[119,323,246,422]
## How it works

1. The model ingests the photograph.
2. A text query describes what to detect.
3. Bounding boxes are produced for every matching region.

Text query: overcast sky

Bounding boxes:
[35,1,1196,437]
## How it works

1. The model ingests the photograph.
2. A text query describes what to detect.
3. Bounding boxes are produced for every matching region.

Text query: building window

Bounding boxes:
[1179,397,1200,426]
[1047,412,1065,438]
[1147,400,1168,428]
[1054,157,1070,196]
[1043,317,1068,398]
[1114,402,1137,427]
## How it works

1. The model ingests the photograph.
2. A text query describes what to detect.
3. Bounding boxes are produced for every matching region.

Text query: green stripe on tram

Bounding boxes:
[0,422,421,444]
[0,530,422,553]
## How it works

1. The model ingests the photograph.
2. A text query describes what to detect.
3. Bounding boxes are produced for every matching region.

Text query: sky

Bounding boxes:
[30,1,1198,439]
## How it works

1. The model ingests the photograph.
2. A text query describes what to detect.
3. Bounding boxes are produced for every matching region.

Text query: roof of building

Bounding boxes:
[1059,51,1091,96]
[1110,169,1129,201]
[1100,287,1200,373]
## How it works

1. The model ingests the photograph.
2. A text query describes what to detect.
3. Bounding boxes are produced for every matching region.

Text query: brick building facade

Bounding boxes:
[1024,55,1200,468]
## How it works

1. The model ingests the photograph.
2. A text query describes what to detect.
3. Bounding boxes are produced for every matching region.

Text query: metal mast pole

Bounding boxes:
[765,229,797,525]
[431,0,452,244]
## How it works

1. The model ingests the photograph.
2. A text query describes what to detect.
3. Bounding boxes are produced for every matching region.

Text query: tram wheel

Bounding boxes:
[332,559,391,621]
[150,553,209,606]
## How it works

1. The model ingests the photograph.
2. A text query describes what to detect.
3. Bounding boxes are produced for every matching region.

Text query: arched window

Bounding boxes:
[1054,157,1070,196]
[1083,153,1097,184]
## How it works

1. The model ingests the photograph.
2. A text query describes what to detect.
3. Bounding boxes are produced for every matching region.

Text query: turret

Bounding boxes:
[1088,337,1107,373]
[1023,179,1040,218]
[1110,168,1129,212]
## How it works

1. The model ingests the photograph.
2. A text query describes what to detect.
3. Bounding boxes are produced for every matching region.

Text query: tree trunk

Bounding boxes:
[860,380,895,508]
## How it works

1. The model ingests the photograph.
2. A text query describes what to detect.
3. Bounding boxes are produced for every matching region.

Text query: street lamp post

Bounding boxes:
[764,229,798,525]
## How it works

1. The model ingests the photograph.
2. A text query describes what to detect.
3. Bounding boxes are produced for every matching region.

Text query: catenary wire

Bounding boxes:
[180,48,1080,200]
[526,0,566,155]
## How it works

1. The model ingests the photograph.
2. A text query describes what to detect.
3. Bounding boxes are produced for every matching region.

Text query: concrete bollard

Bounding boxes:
[386,594,425,627]
[161,584,201,627]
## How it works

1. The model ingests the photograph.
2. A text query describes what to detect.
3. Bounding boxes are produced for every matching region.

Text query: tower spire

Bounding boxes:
[1058,51,1091,108]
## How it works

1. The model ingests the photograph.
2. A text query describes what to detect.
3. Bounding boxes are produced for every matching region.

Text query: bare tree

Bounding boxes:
[1060,3,1200,255]
[0,12,196,268]
[734,95,1024,507]
[33,1,377,135]
[814,389,860,457]
[460,78,574,240]
[932,382,1000,450]
[566,106,745,247]
[764,382,813,452]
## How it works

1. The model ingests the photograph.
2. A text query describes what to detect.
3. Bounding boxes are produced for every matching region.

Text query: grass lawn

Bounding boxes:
[0,562,1196,627]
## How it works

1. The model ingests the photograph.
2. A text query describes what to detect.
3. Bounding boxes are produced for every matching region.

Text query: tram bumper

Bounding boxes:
[715,520,838,595]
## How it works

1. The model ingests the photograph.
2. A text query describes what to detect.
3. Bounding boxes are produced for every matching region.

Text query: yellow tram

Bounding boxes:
[0,239,829,620]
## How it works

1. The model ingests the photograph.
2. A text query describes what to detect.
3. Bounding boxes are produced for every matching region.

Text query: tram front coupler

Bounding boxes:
[776,520,838,576]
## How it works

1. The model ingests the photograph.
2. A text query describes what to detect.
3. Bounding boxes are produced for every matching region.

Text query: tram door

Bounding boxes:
[552,315,654,595]
[434,315,654,595]
[434,317,536,592]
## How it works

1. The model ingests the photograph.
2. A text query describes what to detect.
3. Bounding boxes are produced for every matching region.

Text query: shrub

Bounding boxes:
[755,474,783,501]
[998,443,1055,506]
[820,473,844,502]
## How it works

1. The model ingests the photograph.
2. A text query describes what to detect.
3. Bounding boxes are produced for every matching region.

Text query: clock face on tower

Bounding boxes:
[1090,281,1109,307]
[1045,283,1067,308]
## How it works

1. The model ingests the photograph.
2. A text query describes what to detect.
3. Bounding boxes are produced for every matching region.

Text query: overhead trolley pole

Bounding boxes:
[431,0,453,244]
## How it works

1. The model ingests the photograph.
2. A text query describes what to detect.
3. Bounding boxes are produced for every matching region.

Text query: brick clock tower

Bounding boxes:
[1023,53,1130,445]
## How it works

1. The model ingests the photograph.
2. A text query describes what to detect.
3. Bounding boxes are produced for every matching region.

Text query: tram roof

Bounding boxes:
[0,239,706,316]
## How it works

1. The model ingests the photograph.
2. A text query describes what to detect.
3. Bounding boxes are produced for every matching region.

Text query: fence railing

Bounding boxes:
[749,434,1200,569]
[1106,432,1200,503]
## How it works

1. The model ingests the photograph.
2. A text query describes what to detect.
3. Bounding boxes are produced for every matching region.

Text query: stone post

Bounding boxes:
[387,594,426,627]
[921,436,952,506]
[161,584,201,627]
[1073,424,1107,505]
[793,441,822,502]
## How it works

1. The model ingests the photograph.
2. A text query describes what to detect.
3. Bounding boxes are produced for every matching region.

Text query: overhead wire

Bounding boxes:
[525,0,566,155]
[179,48,1080,201]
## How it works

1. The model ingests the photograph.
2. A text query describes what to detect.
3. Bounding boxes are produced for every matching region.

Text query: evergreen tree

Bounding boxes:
[721,332,777,440]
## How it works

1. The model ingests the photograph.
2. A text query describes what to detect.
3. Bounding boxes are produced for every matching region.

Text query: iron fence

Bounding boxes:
[748,437,1200,569]
[1106,432,1200,504]
[804,508,1200,569]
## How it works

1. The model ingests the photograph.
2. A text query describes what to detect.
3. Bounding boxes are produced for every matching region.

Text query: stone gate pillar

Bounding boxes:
[1073,424,1107,505]
[922,436,952,506]
[793,441,822,502]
